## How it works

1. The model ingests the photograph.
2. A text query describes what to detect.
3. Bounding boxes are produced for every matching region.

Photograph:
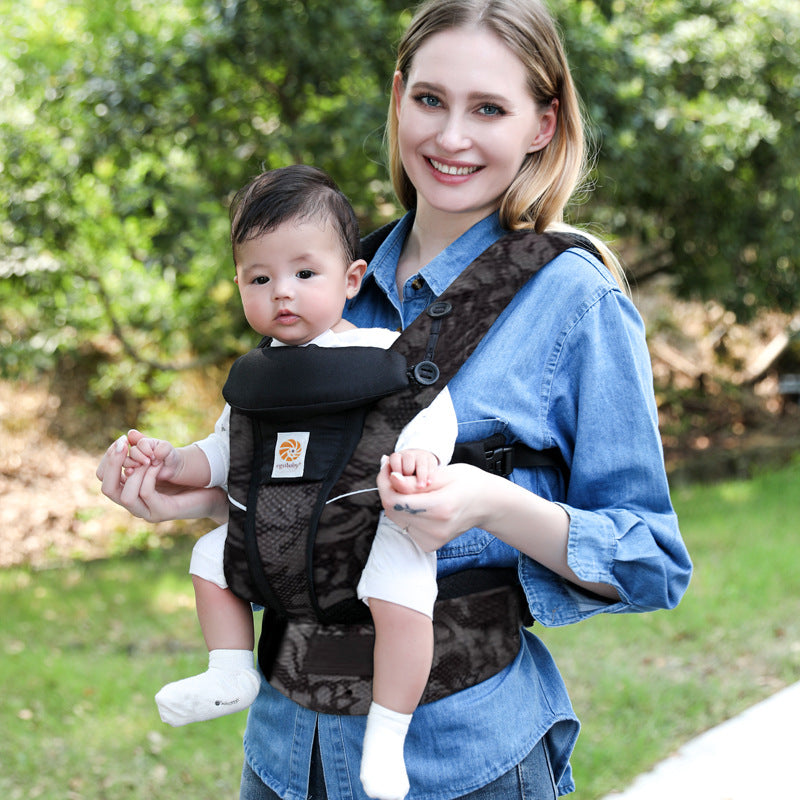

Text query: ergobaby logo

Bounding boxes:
[272,432,310,478]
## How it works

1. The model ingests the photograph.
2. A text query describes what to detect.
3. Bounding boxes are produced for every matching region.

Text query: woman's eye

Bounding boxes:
[478,103,505,117]
[415,93,441,108]
[297,269,315,279]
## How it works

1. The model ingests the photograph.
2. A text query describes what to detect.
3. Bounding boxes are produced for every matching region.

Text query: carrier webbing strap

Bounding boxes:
[452,433,568,479]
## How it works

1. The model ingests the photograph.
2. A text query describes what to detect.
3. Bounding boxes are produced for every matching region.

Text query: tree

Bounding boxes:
[554,0,800,316]
[0,0,406,397]
[2,0,799,402]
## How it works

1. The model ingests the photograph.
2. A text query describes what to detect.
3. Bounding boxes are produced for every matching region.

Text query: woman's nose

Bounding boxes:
[436,113,471,152]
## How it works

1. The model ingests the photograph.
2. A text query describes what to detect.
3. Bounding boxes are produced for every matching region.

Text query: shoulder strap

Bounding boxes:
[391,229,589,422]
[312,229,587,622]
[364,224,598,406]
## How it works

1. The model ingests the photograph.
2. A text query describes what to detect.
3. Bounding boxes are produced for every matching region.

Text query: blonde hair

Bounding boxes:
[386,0,625,287]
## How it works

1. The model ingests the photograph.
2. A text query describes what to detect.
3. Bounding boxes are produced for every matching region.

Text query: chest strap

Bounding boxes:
[453,433,568,479]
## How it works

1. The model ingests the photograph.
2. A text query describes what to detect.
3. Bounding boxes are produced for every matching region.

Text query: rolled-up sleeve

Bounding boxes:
[519,285,692,626]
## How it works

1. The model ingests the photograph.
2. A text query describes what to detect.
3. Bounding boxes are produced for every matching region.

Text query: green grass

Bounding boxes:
[538,458,800,797]
[1,540,252,799]
[2,460,799,799]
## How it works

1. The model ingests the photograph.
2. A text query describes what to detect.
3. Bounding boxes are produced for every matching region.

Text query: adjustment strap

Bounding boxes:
[409,300,453,387]
[452,433,568,478]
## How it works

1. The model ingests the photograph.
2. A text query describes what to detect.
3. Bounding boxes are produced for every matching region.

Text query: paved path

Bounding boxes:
[600,681,800,799]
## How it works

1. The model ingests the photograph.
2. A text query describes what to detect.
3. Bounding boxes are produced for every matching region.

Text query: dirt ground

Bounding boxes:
[0,379,202,568]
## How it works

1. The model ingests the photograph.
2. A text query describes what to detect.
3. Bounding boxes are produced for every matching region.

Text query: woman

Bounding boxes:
[98,1,692,797]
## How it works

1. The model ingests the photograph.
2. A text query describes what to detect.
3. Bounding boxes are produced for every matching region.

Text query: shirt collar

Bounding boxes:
[361,210,505,299]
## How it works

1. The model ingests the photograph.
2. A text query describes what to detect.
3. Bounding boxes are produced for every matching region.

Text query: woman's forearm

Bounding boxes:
[476,473,619,601]
[381,461,618,600]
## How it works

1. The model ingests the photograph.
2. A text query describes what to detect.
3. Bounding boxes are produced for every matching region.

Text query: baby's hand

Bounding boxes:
[123,429,181,482]
[385,449,440,491]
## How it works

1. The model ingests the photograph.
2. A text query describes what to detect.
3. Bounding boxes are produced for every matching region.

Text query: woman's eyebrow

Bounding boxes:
[409,80,511,105]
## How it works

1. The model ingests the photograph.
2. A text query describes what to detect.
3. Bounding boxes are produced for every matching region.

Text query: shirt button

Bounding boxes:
[411,277,424,290]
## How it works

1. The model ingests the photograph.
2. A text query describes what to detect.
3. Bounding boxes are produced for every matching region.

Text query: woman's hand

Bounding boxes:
[377,458,494,552]
[378,454,618,600]
[96,435,228,524]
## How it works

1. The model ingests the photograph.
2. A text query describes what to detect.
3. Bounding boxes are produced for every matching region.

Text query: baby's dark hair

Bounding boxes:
[230,165,361,263]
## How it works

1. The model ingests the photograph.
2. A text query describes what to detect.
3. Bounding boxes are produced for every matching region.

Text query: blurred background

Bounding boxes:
[1,2,799,798]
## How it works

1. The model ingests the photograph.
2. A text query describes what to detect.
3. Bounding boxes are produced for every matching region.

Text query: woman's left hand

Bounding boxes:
[377,458,494,552]
[378,453,619,601]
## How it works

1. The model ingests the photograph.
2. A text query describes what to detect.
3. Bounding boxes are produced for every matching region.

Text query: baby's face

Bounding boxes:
[234,219,362,345]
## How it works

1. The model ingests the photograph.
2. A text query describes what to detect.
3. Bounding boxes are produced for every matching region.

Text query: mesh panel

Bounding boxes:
[254,482,319,619]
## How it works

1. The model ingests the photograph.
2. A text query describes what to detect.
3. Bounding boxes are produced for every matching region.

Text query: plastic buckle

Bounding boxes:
[426,300,452,319]
[410,360,440,386]
[486,445,514,476]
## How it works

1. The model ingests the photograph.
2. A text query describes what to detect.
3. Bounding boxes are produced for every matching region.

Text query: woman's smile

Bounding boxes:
[426,157,482,177]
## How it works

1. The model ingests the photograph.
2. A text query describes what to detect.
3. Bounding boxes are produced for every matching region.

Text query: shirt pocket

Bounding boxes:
[438,418,509,560]
[455,417,509,445]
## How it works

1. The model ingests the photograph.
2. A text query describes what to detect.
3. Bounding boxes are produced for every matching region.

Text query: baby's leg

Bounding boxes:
[361,600,432,800]
[194,574,254,652]
[357,517,437,800]
[370,599,433,714]
[155,525,260,726]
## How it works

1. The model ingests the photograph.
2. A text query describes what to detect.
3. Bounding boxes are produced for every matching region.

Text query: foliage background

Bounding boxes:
[2,3,800,798]
[2,0,799,427]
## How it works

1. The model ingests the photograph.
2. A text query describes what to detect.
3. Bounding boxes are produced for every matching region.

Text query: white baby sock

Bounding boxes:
[155,648,260,726]
[360,701,413,800]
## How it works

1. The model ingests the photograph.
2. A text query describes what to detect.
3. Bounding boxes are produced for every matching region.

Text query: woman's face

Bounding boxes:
[393,25,556,226]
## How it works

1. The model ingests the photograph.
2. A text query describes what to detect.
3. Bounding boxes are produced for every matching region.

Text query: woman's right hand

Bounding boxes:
[96,434,228,524]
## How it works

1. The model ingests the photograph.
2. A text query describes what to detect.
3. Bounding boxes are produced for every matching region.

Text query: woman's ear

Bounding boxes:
[527,99,559,153]
[392,71,406,112]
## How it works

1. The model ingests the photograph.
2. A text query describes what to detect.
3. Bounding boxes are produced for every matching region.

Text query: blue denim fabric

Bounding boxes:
[241,736,557,800]
[241,211,692,800]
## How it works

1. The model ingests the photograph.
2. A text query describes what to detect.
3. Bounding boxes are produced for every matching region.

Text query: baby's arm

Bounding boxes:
[388,386,457,495]
[124,428,212,489]
[384,449,440,493]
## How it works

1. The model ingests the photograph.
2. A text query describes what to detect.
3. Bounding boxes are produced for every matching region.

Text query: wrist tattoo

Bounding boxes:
[394,503,426,515]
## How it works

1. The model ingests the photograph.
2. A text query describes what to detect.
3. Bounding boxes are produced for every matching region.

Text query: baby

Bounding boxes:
[124,165,456,800]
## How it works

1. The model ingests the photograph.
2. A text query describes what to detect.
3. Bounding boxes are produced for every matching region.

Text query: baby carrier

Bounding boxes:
[222,228,589,714]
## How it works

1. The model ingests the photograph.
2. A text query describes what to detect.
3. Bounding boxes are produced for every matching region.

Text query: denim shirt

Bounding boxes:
[242,211,692,799]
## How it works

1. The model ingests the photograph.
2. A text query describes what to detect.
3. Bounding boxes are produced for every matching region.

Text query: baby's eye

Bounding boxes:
[253,275,269,285]
[296,269,315,279]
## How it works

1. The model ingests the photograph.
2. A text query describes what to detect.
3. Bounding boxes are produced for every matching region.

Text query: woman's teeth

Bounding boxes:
[429,158,479,176]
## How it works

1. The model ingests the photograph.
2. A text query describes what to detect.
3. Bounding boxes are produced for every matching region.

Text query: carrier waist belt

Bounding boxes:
[267,579,529,715]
